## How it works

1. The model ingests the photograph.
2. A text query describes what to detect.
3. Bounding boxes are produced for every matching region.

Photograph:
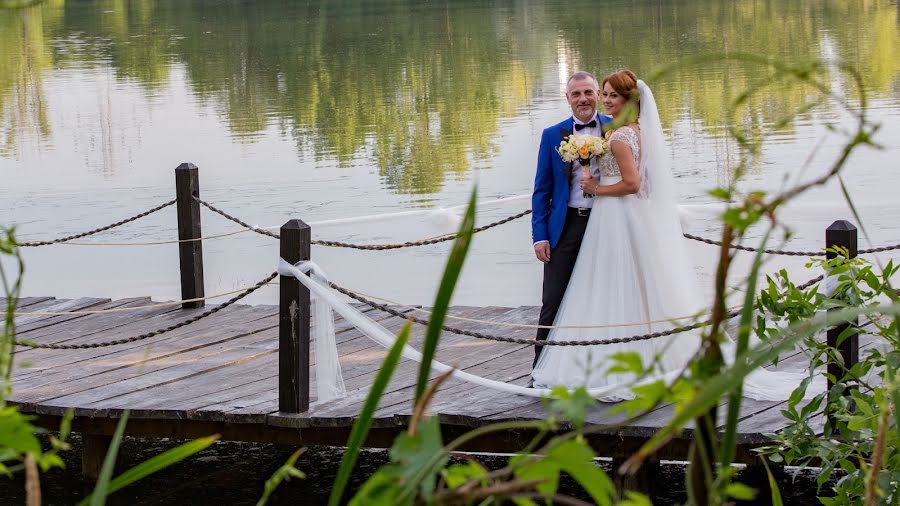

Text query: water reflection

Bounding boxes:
[0,0,898,193]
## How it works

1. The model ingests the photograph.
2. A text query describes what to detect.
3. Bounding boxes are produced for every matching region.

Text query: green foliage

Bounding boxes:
[257,448,306,506]
[351,417,449,505]
[756,253,900,505]
[514,439,616,505]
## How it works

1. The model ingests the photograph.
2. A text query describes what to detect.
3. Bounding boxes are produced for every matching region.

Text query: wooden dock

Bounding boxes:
[5,165,877,486]
[7,294,868,470]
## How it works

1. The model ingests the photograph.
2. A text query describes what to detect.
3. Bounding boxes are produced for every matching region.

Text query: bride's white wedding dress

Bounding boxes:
[531,81,817,402]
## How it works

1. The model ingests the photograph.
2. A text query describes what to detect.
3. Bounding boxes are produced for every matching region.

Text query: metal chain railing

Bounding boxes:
[327,273,825,347]
[19,199,177,247]
[15,272,277,350]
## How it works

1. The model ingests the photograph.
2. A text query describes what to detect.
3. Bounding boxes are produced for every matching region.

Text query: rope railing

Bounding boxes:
[196,197,531,249]
[196,199,900,255]
[324,273,825,346]
[14,282,272,316]
[18,199,177,247]
[17,196,900,255]
[14,272,277,350]
[681,233,900,256]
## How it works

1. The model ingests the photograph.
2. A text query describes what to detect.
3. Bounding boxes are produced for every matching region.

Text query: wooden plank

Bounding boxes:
[12,298,175,362]
[10,306,277,410]
[2,296,55,309]
[11,300,272,377]
[30,326,279,417]
[196,308,419,423]
[15,297,112,330]
[93,306,386,419]
[10,304,273,396]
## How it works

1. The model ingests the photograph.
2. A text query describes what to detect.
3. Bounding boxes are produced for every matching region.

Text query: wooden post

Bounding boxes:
[279,219,311,413]
[826,220,859,392]
[612,439,658,497]
[81,434,112,483]
[175,163,205,309]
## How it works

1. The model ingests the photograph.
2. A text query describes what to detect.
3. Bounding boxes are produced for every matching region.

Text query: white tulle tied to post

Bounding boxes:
[276,259,346,403]
[277,258,705,402]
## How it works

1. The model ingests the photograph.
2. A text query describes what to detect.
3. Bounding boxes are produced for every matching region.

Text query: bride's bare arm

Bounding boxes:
[580,132,641,197]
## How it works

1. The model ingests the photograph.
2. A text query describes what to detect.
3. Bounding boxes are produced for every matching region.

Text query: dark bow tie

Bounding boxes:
[574,120,597,131]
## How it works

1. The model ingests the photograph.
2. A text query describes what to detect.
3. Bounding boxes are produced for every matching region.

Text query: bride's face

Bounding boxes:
[602,83,627,117]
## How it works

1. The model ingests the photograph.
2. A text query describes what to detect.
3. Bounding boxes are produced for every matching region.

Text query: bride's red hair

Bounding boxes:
[602,70,640,116]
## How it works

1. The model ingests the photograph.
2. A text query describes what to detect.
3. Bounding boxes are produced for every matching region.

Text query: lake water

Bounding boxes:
[2,0,899,307]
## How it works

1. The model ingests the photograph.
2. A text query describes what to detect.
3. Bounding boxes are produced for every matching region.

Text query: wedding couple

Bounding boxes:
[528,70,809,401]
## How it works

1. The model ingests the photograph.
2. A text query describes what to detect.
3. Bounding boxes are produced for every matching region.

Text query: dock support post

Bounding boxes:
[612,439,658,498]
[81,434,112,483]
[279,219,311,413]
[175,163,205,309]
[826,220,859,393]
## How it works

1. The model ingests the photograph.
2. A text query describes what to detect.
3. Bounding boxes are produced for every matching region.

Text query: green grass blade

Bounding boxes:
[721,228,773,466]
[328,323,411,506]
[414,187,477,403]
[760,458,784,506]
[257,448,305,506]
[79,434,219,505]
[84,409,129,506]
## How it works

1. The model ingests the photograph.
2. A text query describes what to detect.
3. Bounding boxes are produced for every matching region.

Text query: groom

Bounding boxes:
[530,71,611,373]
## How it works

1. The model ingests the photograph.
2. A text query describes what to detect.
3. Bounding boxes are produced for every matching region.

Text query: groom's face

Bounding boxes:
[566,77,599,123]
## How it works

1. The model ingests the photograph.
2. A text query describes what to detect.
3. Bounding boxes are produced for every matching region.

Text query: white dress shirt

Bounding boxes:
[534,114,601,248]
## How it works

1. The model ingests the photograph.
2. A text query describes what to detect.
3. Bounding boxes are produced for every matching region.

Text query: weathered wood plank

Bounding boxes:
[10,304,273,399]
[2,296,55,309]
[99,306,390,420]
[15,297,113,331]
[195,308,419,423]
[11,306,278,411]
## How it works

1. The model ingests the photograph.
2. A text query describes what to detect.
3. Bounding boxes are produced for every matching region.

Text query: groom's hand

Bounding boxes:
[534,241,550,263]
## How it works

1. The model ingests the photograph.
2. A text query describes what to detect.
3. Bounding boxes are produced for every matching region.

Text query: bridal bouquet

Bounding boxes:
[557,134,608,164]
[557,134,608,197]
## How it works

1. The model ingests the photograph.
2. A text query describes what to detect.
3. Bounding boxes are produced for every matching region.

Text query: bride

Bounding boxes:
[531,70,812,401]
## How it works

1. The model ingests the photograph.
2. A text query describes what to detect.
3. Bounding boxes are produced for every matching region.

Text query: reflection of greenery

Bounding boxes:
[0,0,62,157]
[0,0,898,192]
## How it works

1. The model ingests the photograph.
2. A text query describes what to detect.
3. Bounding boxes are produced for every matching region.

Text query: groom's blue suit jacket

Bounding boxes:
[531,113,613,249]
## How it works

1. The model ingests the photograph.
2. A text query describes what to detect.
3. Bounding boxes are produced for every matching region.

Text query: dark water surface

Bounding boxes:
[0,434,832,505]
[2,0,899,306]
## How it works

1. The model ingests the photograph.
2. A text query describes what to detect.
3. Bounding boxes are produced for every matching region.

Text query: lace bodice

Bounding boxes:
[598,126,640,177]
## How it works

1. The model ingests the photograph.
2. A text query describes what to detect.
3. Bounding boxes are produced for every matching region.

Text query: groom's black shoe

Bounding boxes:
[525,378,535,388]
